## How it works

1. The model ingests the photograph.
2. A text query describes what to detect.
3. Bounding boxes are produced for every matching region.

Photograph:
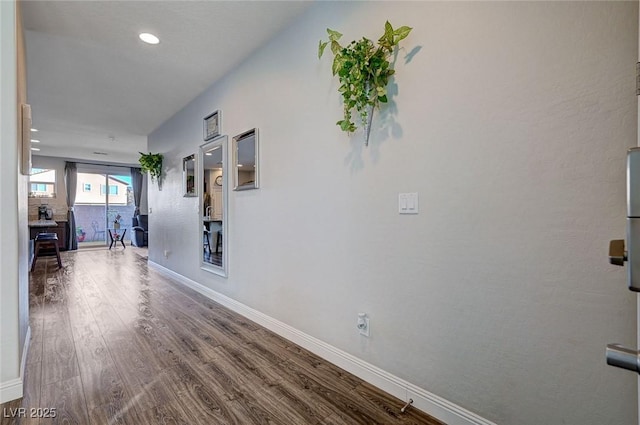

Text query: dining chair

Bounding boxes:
[91,221,106,241]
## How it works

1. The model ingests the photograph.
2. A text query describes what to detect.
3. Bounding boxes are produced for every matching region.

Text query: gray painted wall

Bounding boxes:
[148,2,638,423]
[0,0,30,403]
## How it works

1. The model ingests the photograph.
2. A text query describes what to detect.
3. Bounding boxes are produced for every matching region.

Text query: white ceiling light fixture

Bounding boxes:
[139,32,160,45]
[31,128,38,132]
[31,147,40,151]
[31,139,40,143]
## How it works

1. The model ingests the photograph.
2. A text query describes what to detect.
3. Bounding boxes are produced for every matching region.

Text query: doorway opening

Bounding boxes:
[74,172,135,247]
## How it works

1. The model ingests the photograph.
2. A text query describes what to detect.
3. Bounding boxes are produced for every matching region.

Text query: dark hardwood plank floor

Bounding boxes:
[1,248,443,425]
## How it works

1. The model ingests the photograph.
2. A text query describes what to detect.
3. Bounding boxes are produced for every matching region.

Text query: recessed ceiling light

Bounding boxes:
[139,32,160,45]
[237,164,243,167]
[31,139,40,143]
[205,153,212,156]
[30,147,40,151]
[31,128,38,132]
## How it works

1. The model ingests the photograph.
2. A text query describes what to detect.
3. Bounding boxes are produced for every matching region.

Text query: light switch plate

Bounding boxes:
[399,193,419,214]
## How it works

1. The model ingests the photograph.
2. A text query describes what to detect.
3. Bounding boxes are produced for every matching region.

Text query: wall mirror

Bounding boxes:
[199,136,228,276]
[232,128,259,191]
[183,154,196,197]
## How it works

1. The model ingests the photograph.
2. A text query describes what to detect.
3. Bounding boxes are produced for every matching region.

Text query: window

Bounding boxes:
[100,185,118,195]
[30,183,51,192]
[29,168,56,198]
[83,183,91,192]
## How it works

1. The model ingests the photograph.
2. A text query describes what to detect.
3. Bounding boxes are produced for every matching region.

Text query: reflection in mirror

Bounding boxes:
[233,129,259,191]
[200,136,227,275]
[183,154,196,197]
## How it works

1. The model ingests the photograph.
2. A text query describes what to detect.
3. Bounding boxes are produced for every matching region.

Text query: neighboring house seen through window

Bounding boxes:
[100,185,118,195]
[29,168,56,198]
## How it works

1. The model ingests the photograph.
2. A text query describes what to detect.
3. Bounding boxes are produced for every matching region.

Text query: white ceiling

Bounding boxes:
[22,1,312,164]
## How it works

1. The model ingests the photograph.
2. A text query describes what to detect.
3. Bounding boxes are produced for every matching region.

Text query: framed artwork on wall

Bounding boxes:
[21,104,32,175]
[203,110,221,141]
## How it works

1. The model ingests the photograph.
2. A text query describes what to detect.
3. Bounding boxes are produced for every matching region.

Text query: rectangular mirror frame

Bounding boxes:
[199,136,228,277]
[183,154,197,197]
[232,128,259,191]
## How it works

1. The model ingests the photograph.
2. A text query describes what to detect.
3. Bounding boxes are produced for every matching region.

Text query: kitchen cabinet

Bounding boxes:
[29,220,68,251]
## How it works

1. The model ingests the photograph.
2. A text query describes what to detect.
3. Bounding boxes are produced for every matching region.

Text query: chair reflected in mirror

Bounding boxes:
[216,228,223,254]
[203,225,212,252]
[203,222,221,267]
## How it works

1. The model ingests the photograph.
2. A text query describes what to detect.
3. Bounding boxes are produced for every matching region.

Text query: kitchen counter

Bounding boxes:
[28,220,68,251]
[203,217,222,223]
[29,220,58,227]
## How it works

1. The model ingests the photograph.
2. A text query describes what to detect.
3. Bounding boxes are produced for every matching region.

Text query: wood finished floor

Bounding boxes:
[1,248,443,425]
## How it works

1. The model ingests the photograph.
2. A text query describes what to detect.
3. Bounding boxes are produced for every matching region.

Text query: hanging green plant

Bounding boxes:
[318,21,412,145]
[138,152,163,181]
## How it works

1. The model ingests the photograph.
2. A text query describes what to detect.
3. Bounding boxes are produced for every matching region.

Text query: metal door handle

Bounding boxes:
[606,344,640,373]
[609,239,627,266]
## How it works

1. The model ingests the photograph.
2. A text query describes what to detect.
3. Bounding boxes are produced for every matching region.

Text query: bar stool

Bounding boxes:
[216,229,223,254]
[31,233,62,271]
[203,226,212,252]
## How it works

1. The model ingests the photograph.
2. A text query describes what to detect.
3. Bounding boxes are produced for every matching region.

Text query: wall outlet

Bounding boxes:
[357,313,370,337]
[163,250,169,258]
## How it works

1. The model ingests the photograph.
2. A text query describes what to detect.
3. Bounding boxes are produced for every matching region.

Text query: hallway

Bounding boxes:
[1,249,440,424]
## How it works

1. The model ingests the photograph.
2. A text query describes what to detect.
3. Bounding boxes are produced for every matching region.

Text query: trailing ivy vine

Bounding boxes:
[138,152,163,182]
[318,21,412,144]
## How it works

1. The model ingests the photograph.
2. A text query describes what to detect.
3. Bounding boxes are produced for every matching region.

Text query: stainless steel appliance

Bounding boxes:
[38,205,53,220]
[37,205,47,220]
[607,147,640,372]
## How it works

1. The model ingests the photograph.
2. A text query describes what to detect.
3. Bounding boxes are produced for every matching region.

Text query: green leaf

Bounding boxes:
[327,28,342,42]
[384,21,395,45]
[330,40,342,55]
[378,95,388,103]
[318,41,328,59]
[332,56,341,76]
[385,21,394,38]
[393,26,412,43]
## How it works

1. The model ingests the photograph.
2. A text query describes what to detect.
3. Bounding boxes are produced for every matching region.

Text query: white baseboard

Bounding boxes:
[149,261,495,425]
[0,378,23,404]
[0,326,29,404]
